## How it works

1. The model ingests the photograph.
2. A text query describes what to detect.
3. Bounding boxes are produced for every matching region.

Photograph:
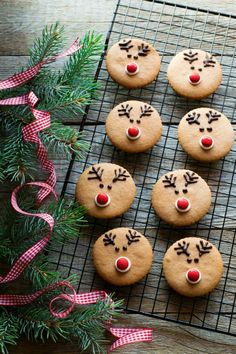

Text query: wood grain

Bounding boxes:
[1,0,236,353]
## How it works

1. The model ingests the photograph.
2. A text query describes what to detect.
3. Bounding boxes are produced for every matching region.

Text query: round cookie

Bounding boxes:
[93,228,153,286]
[163,237,224,297]
[75,163,136,219]
[105,100,162,153]
[106,38,161,89]
[178,107,234,162]
[167,49,222,99]
[152,169,211,226]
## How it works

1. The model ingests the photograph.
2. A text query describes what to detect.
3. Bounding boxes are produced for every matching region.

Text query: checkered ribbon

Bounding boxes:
[0,36,152,351]
[0,38,81,90]
[0,92,56,203]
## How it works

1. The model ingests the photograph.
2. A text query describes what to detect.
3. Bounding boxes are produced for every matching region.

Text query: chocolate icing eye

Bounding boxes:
[123,246,127,251]
[198,68,202,72]
[115,247,120,252]
[199,127,204,132]
[130,119,134,123]
[107,185,112,190]
[127,54,132,58]
[175,190,179,195]
[99,183,104,189]
[187,259,192,264]
[182,189,188,194]
[194,258,199,263]
[136,119,141,124]
[191,66,195,70]
[207,127,213,132]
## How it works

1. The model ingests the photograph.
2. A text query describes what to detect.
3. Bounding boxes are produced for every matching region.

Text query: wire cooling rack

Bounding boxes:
[50,0,236,336]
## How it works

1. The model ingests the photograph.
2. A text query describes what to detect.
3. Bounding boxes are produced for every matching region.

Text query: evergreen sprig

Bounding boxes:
[0,24,103,183]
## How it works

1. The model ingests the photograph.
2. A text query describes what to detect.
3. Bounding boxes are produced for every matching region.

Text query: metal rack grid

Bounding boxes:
[50,0,236,336]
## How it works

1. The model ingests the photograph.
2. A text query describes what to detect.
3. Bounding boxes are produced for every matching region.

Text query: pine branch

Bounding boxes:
[0,313,20,354]
[28,22,65,67]
[39,121,89,160]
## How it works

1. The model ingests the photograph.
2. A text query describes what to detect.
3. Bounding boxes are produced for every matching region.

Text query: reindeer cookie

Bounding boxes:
[75,163,136,219]
[105,100,162,153]
[93,227,153,286]
[178,107,234,162]
[167,49,222,99]
[152,169,211,226]
[106,38,161,89]
[163,237,223,297]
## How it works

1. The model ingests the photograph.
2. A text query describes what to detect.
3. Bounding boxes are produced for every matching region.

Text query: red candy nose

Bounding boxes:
[126,62,139,75]
[95,193,110,207]
[189,73,201,84]
[126,126,141,140]
[175,198,191,212]
[200,136,214,150]
[115,257,131,273]
[186,268,201,284]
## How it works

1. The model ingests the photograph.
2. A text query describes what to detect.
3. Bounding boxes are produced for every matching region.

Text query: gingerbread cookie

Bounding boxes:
[152,170,211,226]
[106,38,161,89]
[75,163,136,219]
[163,237,224,297]
[105,100,162,153]
[93,228,153,286]
[167,49,222,99]
[178,107,234,162]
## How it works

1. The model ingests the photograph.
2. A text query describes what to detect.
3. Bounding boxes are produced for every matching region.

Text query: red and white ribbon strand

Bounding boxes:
[0,182,56,283]
[109,327,153,352]
[0,38,81,90]
[0,91,56,204]
[0,36,153,351]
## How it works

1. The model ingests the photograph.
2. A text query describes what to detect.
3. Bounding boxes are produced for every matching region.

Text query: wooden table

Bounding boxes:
[1,0,236,353]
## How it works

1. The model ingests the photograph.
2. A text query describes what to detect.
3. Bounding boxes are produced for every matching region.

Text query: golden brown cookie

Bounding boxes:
[167,49,222,99]
[178,107,234,162]
[152,170,211,226]
[163,237,224,297]
[93,228,153,286]
[75,163,136,219]
[106,38,161,89]
[105,100,162,153]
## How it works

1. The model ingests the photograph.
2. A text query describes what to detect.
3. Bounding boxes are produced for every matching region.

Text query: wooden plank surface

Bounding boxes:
[1,0,236,353]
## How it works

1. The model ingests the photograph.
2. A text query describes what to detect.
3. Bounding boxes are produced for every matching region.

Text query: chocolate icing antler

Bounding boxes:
[183,50,198,64]
[88,166,104,181]
[206,110,221,124]
[113,168,130,183]
[186,112,200,125]
[196,240,212,257]
[203,53,216,68]
[138,43,150,57]
[126,230,141,245]
[118,104,133,118]
[119,39,134,52]
[140,104,153,118]
[174,240,190,257]
[183,171,199,187]
[162,174,177,188]
[103,232,116,246]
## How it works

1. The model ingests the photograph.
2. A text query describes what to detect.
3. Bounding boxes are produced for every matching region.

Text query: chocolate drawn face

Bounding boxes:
[183,50,217,86]
[118,39,151,76]
[163,237,224,295]
[152,169,212,226]
[178,108,234,162]
[106,38,161,89]
[75,163,136,219]
[105,100,163,153]
[174,239,212,266]
[162,171,199,213]
[87,165,131,208]
[93,227,153,286]
[185,109,221,150]
[167,49,222,99]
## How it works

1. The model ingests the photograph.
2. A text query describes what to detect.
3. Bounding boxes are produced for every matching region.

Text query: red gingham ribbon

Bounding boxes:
[0,92,56,203]
[0,38,81,90]
[0,36,152,351]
